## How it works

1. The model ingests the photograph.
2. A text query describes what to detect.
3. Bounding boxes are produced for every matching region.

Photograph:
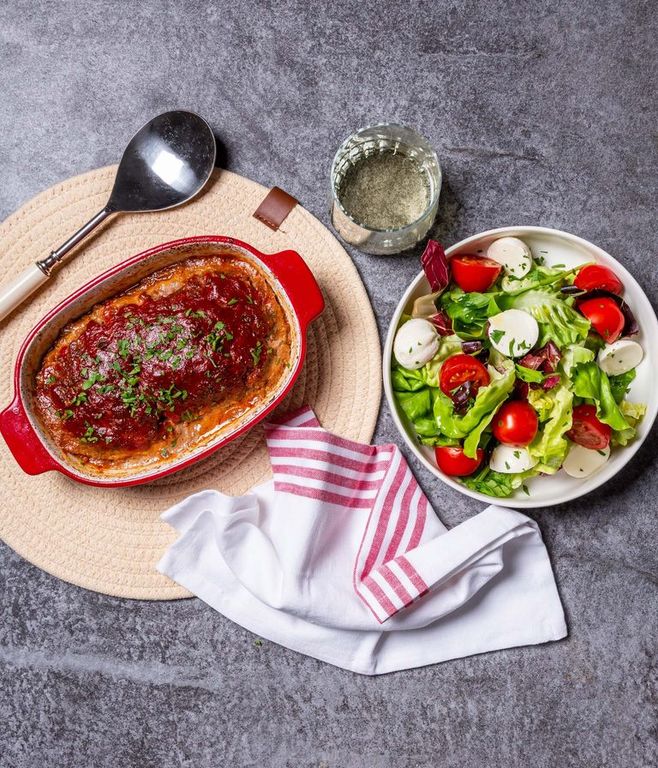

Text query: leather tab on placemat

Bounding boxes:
[253,186,298,231]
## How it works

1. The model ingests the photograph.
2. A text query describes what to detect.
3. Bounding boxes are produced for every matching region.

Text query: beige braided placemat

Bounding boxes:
[0,167,381,599]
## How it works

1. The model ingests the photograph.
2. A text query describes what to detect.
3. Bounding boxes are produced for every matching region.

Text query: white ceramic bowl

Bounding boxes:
[383,226,658,508]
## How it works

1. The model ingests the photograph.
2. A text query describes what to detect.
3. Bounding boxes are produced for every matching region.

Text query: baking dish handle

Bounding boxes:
[260,249,325,328]
[0,395,57,475]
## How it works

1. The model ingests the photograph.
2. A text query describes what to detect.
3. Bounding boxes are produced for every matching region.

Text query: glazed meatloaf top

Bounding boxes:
[34,252,294,475]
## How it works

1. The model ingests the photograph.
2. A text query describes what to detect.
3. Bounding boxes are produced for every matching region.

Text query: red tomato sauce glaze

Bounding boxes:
[34,253,293,474]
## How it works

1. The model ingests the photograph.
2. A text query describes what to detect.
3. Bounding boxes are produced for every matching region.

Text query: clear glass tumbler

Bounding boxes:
[329,123,441,255]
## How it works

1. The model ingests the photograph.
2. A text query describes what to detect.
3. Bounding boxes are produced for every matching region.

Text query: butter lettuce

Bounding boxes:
[396,389,431,422]
[527,384,573,473]
[560,344,595,377]
[571,361,631,432]
[461,465,537,498]
[608,369,636,404]
[439,288,501,340]
[433,364,515,458]
[503,290,590,347]
[501,264,581,295]
[612,401,647,447]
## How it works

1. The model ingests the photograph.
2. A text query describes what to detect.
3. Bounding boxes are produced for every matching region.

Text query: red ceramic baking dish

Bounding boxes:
[0,235,324,487]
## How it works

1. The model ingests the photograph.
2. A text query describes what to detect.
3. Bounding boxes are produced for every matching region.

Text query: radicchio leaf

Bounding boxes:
[576,289,639,336]
[517,351,544,370]
[429,309,453,336]
[541,341,561,373]
[519,341,561,374]
[542,374,561,390]
[421,240,450,293]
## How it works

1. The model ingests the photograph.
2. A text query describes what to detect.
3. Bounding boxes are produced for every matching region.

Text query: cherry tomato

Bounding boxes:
[567,404,611,450]
[450,254,502,293]
[434,445,484,476]
[439,354,490,397]
[578,297,625,343]
[492,401,539,447]
[574,264,623,295]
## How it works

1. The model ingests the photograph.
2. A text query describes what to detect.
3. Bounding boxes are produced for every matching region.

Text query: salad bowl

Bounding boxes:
[383,226,658,508]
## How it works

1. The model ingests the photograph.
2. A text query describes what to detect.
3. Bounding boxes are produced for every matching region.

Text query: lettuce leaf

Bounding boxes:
[612,401,647,447]
[504,290,590,347]
[608,369,636,404]
[571,362,631,432]
[433,364,515,457]
[501,265,581,295]
[560,344,595,377]
[515,364,545,383]
[396,389,431,422]
[527,384,573,473]
[461,465,536,498]
[439,288,501,340]
[392,335,465,436]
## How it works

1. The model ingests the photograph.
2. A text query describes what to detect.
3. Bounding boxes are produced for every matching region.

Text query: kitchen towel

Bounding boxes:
[158,407,567,674]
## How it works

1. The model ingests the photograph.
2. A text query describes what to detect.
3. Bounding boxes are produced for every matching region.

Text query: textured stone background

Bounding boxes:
[1,1,656,766]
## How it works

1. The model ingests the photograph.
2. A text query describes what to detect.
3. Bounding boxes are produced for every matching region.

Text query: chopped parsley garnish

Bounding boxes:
[117,339,131,359]
[157,384,188,410]
[71,392,87,406]
[80,423,99,444]
[490,329,505,344]
[185,309,206,318]
[251,341,263,365]
[522,484,530,496]
[81,369,105,390]
[228,298,238,306]
[45,375,57,385]
[206,321,233,352]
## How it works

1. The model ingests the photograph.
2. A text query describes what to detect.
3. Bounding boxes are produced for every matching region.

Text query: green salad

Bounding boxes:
[391,238,646,498]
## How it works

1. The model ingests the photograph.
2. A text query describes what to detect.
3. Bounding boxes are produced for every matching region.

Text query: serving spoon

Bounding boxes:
[0,110,217,322]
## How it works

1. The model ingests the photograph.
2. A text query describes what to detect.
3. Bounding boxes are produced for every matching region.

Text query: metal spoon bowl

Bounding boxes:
[0,110,217,322]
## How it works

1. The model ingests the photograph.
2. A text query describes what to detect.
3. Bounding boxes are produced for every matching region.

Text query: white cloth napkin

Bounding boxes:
[158,407,567,674]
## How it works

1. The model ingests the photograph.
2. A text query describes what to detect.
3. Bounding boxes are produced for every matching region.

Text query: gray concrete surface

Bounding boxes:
[1,1,656,766]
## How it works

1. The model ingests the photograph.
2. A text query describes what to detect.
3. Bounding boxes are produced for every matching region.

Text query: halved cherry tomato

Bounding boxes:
[492,401,539,447]
[434,445,484,476]
[439,354,490,397]
[450,254,502,293]
[567,404,611,450]
[578,297,625,343]
[575,264,623,295]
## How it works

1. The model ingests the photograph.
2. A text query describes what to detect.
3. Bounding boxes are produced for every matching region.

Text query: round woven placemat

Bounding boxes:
[0,167,381,599]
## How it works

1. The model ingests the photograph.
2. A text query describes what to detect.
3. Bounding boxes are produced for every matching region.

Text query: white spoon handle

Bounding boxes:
[0,208,112,324]
[0,264,49,323]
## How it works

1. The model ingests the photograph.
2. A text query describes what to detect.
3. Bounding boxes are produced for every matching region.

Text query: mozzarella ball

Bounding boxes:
[563,444,610,478]
[597,339,643,376]
[393,318,440,370]
[487,309,539,358]
[489,445,538,474]
[486,237,533,278]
